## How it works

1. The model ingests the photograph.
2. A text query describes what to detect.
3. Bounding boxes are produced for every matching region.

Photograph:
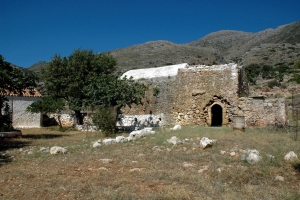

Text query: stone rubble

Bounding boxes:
[50,146,67,154]
[284,151,299,161]
[199,137,215,149]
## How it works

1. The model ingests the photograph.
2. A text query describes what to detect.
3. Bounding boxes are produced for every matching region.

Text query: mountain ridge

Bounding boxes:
[27,21,300,73]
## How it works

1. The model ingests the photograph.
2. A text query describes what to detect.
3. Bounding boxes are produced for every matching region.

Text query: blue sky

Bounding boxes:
[1,0,299,68]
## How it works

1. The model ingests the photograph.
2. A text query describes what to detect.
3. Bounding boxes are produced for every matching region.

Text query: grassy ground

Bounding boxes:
[0,126,299,200]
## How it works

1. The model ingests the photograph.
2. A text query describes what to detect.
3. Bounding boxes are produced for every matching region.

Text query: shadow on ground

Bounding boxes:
[293,163,300,173]
[0,139,30,152]
[22,134,69,140]
[0,139,31,166]
[0,154,13,166]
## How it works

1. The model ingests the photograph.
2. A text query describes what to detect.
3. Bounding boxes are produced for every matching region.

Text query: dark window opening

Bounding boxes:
[211,104,222,126]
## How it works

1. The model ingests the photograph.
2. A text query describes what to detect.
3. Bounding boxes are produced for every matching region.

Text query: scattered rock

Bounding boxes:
[230,152,236,157]
[129,168,144,172]
[116,136,127,143]
[98,167,108,171]
[198,165,209,173]
[93,142,102,148]
[220,150,226,155]
[100,159,113,164]
[182,162,194,168]
[275,175,284,181]
[199,137,214,149]
[284,151,298,161]
[170,125,181,131]
[102,138,116,145]
[246,152,262,164]
[152,146,162,151]
[167,136,182,145]
[216,167,223,173]
[40,147,48,152]
[50,146,67,154]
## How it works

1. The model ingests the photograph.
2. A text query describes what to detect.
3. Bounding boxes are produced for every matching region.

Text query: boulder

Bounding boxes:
[246,152,262,164]
[284,151,298,161]
[199,137,213,149]
[50,146,67,154]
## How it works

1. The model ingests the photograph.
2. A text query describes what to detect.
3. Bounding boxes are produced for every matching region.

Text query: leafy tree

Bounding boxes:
[36,49,146,127]
[0,55,38,131]
[26,96,65,128]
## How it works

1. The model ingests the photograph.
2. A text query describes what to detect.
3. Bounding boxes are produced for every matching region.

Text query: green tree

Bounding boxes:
[0,55,38,131]
[26,96,65,128]
[36,49,146,127]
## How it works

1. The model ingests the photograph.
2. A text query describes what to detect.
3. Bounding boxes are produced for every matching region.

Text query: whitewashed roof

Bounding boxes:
[121,63,189,80]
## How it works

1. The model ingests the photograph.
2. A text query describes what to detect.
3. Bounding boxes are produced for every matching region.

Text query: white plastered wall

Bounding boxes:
[7,96,42,128]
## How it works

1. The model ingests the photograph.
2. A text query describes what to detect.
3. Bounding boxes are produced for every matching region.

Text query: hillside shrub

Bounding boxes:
[153,86,160,96]
[268,80,281,88]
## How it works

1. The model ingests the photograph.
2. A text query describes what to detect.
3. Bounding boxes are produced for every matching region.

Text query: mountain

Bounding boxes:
[188,22,300,66]
[109,40,225,73]
[28,61,47,73]
[27,21,300,73]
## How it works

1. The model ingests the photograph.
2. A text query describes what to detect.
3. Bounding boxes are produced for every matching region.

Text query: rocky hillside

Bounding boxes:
[28,21,300,74]
[188,22,300,66]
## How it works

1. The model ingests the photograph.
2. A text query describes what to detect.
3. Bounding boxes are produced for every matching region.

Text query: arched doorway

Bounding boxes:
[211,104,222,126]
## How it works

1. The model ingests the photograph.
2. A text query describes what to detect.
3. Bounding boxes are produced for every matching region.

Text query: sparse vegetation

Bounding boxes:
[0,126,299,199]
[153,86,160,96]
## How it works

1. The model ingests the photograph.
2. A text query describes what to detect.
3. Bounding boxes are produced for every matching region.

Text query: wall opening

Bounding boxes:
[211,104,223,126]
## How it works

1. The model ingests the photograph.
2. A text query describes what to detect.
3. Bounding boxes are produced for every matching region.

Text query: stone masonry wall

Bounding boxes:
[120,63,287,128]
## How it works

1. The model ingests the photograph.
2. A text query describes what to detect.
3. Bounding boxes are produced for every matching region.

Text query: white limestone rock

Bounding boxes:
[230,152,236,157]
[246,152,262,164]
[275,175,284,181]
[116,136,127,143]
[170,125,182,131]
[199,137,213,149]
[182,162,194,168]
[93,142,102,148]
[50,146,67,154]
[220,150,227,155]
[167,136,182,145]
[284,151,298,161]
[102,138,117,145]
[198,165,209,173]
[40,147,48,152]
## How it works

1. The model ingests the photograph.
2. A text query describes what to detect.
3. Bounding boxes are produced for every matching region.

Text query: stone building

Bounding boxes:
[6,88,42,128]
[118,63,287,129]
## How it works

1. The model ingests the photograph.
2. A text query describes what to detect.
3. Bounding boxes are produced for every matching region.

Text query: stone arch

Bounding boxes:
[204,96,230,126]
[210,103,223,126]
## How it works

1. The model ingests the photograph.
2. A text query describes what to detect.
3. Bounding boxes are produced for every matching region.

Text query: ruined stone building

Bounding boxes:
[117,63,287,129]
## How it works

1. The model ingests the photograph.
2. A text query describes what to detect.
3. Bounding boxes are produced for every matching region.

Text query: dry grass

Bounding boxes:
[0,126,300,200]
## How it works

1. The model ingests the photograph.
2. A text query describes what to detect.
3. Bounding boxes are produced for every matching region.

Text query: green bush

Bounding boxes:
[92,106,116,136]
[153,86,160,96]
[268,80,281,88]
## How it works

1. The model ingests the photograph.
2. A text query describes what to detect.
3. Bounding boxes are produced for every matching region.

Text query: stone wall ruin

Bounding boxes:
[119,63,287,129]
